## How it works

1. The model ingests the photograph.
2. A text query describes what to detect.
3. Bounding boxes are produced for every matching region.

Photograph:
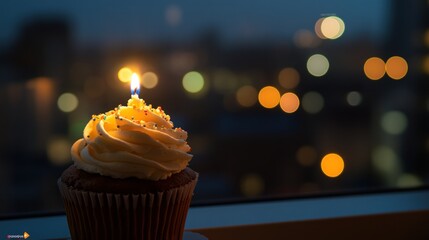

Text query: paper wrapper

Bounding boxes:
[58,177,197,240]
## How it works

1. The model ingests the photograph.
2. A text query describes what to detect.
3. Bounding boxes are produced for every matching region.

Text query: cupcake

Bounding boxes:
[58,94,198,240]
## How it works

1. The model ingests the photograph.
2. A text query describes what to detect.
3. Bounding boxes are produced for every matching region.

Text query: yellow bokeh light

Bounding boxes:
[307,54,329,77]
[364,57,385,80]
[57,93,79,113]
[47,137,71,165]
[118,67,133,83]
[240,173,265,197]
[422,55,429,75]
[385,56,408,80]
[183,71,205,93]
[278,68,300,89]
[321,153,344,178]
[258,86,280,109]
[280,92,300,113]
[321,16,345,39]
[236,85,258,107]
[141,72,158,89]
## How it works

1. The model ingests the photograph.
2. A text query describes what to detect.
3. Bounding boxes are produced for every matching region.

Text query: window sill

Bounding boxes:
[1,188,428,239]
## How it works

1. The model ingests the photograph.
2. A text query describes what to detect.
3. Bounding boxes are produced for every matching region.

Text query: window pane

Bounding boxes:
[1,0,428,216]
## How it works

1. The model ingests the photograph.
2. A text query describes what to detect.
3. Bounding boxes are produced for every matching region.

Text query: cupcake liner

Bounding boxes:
[58,176,197,240]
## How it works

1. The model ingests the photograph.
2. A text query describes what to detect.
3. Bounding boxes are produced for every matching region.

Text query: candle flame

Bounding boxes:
[130,73,140,95]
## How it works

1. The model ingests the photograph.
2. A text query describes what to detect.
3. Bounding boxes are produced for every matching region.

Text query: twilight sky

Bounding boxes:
[0,0,389,47]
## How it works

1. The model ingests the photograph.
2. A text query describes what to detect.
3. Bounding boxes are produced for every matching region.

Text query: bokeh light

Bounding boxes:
[422,55,429,75]
[296,146,318,166]
[381,111,408,135]
[302,91,324,114]
[385,56,408,80]
[346,91,362,106]
[307,54,329,77]
[278,67,300,89]
[258,86,280,109]
[236,85,258,107]
[314,18,327,39]
[213,69,238,93]
[57,93,79,113]
[165,5,182,26]
[364,57,385,80]
[118,67,133,83]
[293,29,319,48]
[141,72,158,89]
[372,146,400,176]
[321,153,344,178]
[183,71,205,93]
[320,16,345,39]
[397,174,423,188]
[47,137,71,165]
[279,92,300,113]
[240,173,265,197]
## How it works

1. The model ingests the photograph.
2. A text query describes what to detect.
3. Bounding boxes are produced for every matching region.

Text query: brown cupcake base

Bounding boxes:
[58,167,198,240]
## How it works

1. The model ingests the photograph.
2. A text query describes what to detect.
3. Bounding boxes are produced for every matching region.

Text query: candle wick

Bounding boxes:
[134,87,137,95]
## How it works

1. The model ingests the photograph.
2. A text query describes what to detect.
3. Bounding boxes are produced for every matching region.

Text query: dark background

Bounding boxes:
[1,0,429,216]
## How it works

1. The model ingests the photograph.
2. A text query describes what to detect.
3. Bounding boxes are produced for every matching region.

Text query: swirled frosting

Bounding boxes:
[71,95,192,180]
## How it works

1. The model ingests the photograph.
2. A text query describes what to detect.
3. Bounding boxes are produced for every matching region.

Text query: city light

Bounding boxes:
[372,146,401,181]
[240,173,265,197]
[307,54,329,77]
[385,56,408,80]
[381,111,408,135]
[47,137,71,165]
[165,5,182,27]
[397,174,423,188]
[213,69,238,93]
[279,92,300,113]
[321,153,344,178]
[183,71,205,93]
[364,57,385,80]
[141,72,158,89]
[236,85,258,107]
[118,67,133,83]
[346,91,362,106]
[258,86,280,109]
[320,16,345,39]
[423,55,429,75]
[296,145,318,167]
[278,67,300,89]
[293,29,319,48]
[302,91,324,114]
[57,93,79,113]
[314,18,326,39]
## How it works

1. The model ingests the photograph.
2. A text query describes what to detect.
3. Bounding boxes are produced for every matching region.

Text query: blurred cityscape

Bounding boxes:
[1,0,429,216]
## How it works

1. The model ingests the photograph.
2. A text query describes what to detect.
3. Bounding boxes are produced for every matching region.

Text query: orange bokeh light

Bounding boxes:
[364,57,385,80]
[258,86,280,109]
[385,56,408,80]
[321,153,344,178]
[278,68,300,89]
[280,92,300,113]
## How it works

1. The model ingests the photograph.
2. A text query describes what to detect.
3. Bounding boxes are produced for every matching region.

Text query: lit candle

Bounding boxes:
[130,73,141,97]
